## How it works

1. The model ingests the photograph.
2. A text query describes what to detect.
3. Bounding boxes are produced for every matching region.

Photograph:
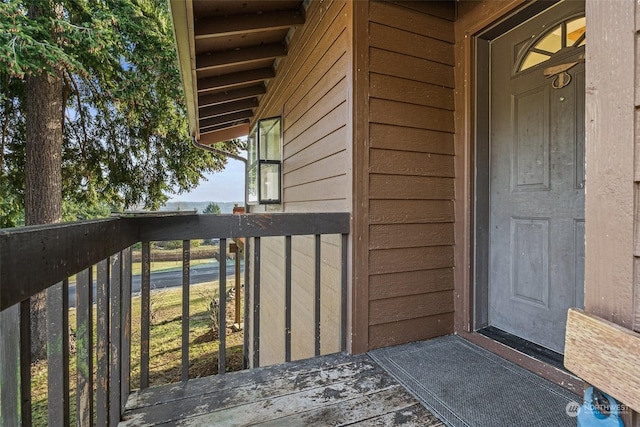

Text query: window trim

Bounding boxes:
[247,116,283,205]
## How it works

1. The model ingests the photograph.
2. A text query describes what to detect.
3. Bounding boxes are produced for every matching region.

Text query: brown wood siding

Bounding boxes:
[363,0,456,350]
[584,0,636,334]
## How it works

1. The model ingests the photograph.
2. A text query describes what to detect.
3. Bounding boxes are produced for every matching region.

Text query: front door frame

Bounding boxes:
[452,0,584,394]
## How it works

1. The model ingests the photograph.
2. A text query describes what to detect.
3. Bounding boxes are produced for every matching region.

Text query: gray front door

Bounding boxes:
[488,1,585,353]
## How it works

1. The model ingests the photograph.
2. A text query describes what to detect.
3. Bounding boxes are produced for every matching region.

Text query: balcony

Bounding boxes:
[0,212,359,426]
[1,212,585,426]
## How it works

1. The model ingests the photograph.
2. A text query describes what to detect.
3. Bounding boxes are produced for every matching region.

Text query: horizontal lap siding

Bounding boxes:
[255,0,350,212]
[251,1,350,366]
[367,0,455,349]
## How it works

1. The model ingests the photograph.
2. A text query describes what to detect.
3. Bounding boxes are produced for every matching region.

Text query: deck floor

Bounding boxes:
[120,352,444,426]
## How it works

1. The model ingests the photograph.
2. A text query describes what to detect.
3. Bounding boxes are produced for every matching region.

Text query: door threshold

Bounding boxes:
[476,326,564,369]
[456,330,583,395]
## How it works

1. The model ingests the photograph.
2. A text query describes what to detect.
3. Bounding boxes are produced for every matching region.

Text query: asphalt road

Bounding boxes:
[68,261,244,307]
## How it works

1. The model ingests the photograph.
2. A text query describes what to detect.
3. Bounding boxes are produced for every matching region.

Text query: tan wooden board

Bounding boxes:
[369,290,454,326]
[369,268,454,301]
[564,308,640,412]
[368,312,454,349]
[120,354,439,426]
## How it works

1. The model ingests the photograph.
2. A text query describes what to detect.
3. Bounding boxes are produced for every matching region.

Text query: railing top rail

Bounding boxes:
[0,212,350,311]
[0,217,121,235]
[135,213,350,241]
[0,218,139,311]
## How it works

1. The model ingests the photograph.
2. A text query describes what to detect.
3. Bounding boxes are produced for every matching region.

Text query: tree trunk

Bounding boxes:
[25,69,63,359]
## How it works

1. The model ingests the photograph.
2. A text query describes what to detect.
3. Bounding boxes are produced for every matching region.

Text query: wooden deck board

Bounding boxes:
[125,351,355,410]
[346,403,442,427]
[120,353,444,426]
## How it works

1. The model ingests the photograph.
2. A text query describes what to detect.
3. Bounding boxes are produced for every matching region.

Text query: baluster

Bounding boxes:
[110,253,122,426]
[0,303,21,425]
[20,299,31,426]
[47,280,70,426]
[182,240,190,382]
[314,234,321,357]
[140,242,151,389]
[76,267,94,426]
[219,238,226,375]
[341,233,348,352]
[121,247,132,413]
[253,237,261,368]
[96,259,110,426]
[284,236,292,362]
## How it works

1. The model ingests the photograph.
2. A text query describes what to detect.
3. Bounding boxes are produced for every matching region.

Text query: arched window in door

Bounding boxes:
[517,16,585,72]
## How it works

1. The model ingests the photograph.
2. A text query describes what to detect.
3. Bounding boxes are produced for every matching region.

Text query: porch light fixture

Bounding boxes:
[247,117,282,204]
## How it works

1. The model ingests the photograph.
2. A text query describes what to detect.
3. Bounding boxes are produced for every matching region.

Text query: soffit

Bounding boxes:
[170,0,305,144]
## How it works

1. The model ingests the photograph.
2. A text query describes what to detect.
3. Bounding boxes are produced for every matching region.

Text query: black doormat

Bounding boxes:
[369,335,580,427]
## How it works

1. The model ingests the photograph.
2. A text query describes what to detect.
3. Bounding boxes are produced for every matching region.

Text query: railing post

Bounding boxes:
[96,259,110,426]
[219,238,227,375]
[47,280,70,426]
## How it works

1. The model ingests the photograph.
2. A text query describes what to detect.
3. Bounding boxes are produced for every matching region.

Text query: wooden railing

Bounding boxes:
[0,212,350,426]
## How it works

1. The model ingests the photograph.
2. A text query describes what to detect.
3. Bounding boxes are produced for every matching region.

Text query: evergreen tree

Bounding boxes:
[0,0,244,357]
[203,202,221,215]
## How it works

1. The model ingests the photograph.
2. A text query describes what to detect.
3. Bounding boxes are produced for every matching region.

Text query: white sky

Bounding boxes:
[168,155,246,203]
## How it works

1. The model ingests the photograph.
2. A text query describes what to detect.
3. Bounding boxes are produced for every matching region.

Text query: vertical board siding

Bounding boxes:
[366,0,456,349]
[252,0,350,365]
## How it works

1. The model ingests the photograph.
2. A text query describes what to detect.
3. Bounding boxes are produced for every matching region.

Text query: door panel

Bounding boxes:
[488,0,585,353]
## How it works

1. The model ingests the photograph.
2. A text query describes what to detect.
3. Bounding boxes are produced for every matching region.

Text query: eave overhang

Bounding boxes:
[169,0,306,144]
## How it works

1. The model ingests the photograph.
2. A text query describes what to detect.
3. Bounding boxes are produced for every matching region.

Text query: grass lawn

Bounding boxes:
[31,280,244,426]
